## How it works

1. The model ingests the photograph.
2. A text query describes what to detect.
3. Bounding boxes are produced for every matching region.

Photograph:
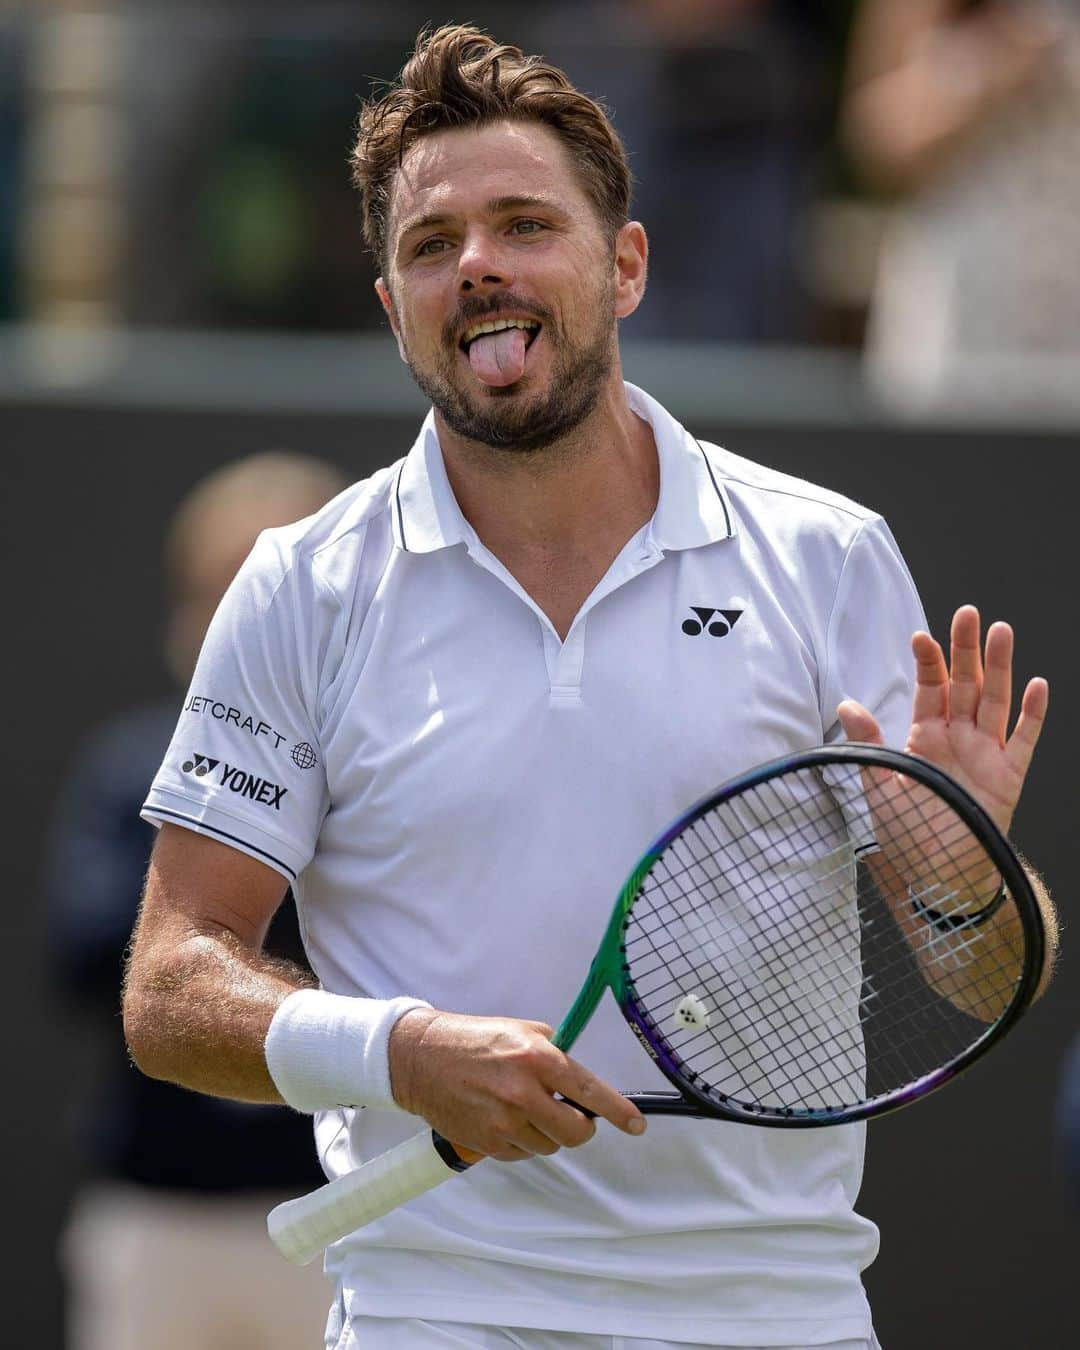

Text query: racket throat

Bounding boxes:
[553,954,619,1050]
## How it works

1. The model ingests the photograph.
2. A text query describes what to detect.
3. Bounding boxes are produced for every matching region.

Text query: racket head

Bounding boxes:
[609,744,1044,1128]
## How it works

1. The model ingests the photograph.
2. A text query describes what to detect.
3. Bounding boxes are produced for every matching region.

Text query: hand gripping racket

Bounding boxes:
[268,744,1044,1264]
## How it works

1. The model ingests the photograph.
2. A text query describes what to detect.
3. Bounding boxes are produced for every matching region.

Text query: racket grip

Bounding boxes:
[267,1128,463,1265]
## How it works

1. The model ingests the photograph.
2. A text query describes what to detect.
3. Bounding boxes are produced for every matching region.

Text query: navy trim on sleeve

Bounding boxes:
[150,806,298,880]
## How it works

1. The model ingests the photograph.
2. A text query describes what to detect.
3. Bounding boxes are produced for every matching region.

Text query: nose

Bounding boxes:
[457,229,512,293]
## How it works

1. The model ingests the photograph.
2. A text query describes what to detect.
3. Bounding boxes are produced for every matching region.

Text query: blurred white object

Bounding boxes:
[855,1,1080,414]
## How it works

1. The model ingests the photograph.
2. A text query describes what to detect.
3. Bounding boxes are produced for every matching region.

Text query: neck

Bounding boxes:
[434,374,659,560]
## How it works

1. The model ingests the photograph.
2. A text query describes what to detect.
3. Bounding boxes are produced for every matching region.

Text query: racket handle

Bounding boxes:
[266,1128,464,1265]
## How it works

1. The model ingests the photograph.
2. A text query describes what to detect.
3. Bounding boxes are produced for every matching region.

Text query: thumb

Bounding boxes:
[837,699,883,746]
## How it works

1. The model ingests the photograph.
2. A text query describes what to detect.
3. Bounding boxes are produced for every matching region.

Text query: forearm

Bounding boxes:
[122,920,314,1103]
[869,852,1053,1020]
[915,858,1055,1014]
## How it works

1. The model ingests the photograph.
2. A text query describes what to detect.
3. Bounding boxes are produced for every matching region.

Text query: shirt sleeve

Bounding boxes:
[142,529,338,882]
[820,514,926,752]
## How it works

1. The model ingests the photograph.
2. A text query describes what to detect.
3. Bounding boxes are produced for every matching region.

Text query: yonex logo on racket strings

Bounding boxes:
[682,607,743,638]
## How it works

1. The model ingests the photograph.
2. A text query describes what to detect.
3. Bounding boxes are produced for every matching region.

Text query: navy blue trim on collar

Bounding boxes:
[394,460,409,553]
[694,438,733,537]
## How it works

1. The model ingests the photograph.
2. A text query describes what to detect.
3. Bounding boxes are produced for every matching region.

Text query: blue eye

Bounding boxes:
[512,220,543,235]
[417,238,449,257]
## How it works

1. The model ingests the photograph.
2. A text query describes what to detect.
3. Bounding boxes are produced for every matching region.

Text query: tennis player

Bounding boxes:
[122,24,1056,1350]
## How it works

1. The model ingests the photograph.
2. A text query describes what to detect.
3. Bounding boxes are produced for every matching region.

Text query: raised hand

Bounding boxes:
[838,604,1048,838]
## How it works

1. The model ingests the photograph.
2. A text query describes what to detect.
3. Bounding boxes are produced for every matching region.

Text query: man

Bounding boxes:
[49,451,347,1350]
[122,25,1055,1350]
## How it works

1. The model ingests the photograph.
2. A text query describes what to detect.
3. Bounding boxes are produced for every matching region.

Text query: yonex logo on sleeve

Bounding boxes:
[181,753,289,809]
[681,607,743,638]
[181,753,219,778]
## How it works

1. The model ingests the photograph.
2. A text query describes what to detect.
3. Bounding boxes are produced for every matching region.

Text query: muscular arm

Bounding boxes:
[122,823,312,1103]
[123,824,645,1158]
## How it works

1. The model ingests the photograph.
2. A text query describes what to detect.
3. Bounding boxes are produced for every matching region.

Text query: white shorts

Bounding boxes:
[336,1317,882,1350]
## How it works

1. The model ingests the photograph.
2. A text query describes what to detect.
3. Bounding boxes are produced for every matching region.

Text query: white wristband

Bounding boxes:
[264,989,432,1114]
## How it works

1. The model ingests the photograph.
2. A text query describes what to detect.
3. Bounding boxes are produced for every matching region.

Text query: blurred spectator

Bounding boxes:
[841,0,1080,407]
[541,1,843,342]
[45,450,349,1350]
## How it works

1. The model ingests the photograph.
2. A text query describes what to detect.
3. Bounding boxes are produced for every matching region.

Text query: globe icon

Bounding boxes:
[291,742,317,770]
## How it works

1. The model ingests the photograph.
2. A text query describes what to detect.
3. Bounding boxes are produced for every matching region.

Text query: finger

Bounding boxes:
[910,630,949,725]
[975,621,1014,743]
[458,1106,582,1163]
[486,1137,549,1164]
[835,700,893,806]
[527,1095,599,1150]
[837,699,882,745]
[949,605,983,723]
[548,1058,646,1136]
[505,1120,568,1158]
[1005,676,1049,777]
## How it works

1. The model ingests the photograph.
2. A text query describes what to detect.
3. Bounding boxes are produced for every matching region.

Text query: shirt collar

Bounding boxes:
[391,409,471,554]
[627,382,736,552]
[391,382,736,554]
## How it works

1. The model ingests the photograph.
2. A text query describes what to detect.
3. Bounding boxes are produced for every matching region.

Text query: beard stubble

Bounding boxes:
[399,278,618,456]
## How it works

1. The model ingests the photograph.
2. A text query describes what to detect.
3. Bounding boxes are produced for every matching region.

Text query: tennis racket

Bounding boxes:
[268,743,1044,1265]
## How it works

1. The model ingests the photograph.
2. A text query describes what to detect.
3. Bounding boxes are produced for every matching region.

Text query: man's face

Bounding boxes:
[377,120,643,453]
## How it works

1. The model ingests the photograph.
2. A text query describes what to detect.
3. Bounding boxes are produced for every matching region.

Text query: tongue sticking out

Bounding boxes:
[468,327,529,387]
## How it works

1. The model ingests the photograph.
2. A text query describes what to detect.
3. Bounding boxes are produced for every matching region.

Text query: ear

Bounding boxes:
[613,221,648,321]
[375,278,408,362]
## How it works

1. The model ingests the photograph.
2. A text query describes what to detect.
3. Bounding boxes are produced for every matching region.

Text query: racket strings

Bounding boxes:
[633,897,867,1106]
[635,843,1019,1082]
[622,763,1028,1115]
[629,833,868,1108]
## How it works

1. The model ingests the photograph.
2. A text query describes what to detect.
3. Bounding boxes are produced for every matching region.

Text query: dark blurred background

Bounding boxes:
[3,2,1079,1347]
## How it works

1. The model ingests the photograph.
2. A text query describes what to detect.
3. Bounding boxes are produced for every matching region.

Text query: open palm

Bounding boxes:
[838,605,1048,839]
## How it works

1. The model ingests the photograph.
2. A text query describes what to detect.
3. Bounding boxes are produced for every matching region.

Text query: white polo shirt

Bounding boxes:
[143,383,925,1346]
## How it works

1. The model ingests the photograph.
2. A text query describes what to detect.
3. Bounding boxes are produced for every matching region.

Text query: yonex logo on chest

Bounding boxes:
[682,607,743,638]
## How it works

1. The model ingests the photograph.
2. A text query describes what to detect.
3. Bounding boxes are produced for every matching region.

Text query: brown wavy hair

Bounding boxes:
[351,24,632,269]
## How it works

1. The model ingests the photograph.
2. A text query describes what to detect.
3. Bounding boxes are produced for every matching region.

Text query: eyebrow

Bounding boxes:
[396,194,565,243]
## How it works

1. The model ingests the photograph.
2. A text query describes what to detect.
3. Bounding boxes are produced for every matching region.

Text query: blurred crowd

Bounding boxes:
[3,0,1080,404]
[0,0,848,340]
